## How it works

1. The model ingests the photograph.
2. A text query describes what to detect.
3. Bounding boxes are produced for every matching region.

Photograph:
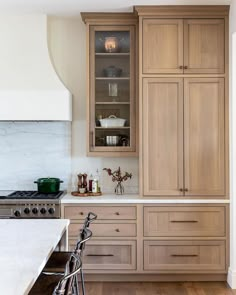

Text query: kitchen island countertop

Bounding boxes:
[61,193,230,204]
[0,219,69,295]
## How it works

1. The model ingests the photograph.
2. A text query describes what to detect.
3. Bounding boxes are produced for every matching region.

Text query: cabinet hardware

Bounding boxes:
[86,254,114,257]
[179,188,183,192]
[91,131,94,147]
[80,212,84,215]
[115,212,120,215]
[179,66,183,69]
[115,229,120,232]
[184,188,188,192]
[184,66,188,69]
[171,254,198,257]
[170,220,198,223]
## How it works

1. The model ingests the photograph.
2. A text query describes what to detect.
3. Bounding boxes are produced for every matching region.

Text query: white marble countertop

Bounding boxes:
[0,219,69,295]
[61,193,230,204]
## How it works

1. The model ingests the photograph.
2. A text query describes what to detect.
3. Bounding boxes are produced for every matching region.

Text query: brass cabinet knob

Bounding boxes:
[115,229,120,232]
[179,188,183,192]
[185,188,188,192]
[115,212,120,215]
[80,212,84,215]
[184,66,188,69]
[179,66,183,69]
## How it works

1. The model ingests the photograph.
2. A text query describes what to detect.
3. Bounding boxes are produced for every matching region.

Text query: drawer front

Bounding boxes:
[65,206,136,220]
[69,223,136,237]
[144,206,225,237]
[144,240,225,271]
[69,240,136,270]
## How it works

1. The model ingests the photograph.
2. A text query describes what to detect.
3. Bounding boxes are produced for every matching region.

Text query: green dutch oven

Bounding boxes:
[34,177,63,193]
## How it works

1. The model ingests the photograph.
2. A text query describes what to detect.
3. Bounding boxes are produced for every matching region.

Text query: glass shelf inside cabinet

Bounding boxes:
[94,30,131,147]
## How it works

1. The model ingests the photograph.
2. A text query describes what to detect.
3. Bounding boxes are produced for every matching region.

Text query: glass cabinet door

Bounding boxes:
[89,25,137,155]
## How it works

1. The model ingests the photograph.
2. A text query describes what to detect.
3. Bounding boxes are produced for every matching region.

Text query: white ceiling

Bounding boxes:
[0,0,231,16]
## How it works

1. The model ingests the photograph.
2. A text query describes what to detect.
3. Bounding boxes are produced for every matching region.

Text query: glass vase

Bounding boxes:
[114,182,124,195]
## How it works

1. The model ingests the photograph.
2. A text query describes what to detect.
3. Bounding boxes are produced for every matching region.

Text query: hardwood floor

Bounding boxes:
[85,282,236,295]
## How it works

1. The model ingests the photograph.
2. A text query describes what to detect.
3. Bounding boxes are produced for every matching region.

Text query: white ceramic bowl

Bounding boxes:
[99,115,126,128]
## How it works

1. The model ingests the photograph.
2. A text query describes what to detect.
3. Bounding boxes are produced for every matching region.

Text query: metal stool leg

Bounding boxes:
[74,273,80,295]
[80,268,85,295]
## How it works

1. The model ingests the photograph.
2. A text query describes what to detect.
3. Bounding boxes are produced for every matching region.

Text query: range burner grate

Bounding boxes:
[5,191,64,200]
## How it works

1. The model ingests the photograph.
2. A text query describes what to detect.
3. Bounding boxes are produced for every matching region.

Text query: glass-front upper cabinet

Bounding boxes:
[82,14,137,156]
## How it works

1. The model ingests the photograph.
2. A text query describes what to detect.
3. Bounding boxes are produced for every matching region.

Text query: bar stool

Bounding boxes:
[29,212,97,295]
[52,229,92,295]
[44,212,97,272]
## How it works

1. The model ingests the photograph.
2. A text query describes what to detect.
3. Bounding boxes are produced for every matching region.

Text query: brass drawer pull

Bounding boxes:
[115,229,120,232]
[115,212,120,215]
[171,254,198,257]
[80,212,84,216]
[170,220,198,223]
[86,254,114,257]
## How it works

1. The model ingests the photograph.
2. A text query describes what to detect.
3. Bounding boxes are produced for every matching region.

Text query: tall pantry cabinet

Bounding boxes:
[135,6,229,198]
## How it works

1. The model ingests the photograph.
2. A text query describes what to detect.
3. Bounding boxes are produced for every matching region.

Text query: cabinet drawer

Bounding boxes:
[144,206,225,237]
[69,240,136,270]
[144,240,225,271]
[69,223,136,237]
[64,206,136,220]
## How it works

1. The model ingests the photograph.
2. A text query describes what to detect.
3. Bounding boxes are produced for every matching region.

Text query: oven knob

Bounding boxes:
[48,208,55,214]
[14,210,21,217]
[40,208,47,215]
[24,208,30,214]
[32,208,38,214]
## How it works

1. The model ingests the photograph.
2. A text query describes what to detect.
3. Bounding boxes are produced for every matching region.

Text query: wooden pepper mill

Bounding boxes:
[82,173,88,192]
[77,174,83,190]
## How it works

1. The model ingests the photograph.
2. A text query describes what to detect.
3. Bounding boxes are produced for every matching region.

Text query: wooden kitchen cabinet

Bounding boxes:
[142,17,225,74]
[184,19,225,74]
[144,240,226,271]
[143,206,226,237]
[69,240,136,270]
[62,202,228,278]
[82,14,138,157]
[184,78,225,195]
[142,77,225,197]
[63,203,137,273]
[64,205,136,220]
[69,222,137,237]
[142,19,183,74]
[137,6,229,197]
[142,78,184,196]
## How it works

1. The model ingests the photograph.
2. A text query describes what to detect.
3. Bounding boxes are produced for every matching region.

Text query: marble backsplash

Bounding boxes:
[0,122,71,190]
[0,122,139,193]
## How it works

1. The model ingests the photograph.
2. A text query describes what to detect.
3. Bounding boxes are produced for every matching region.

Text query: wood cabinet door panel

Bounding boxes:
[184,19,224,73]
[184,78,225,195]
[64,206,136,220]
[144,240,226,271]
[143,78,184,195]
[143,206,225,237]
[143,19,183,74]
[69,240,136,270]
[69,223,137,237]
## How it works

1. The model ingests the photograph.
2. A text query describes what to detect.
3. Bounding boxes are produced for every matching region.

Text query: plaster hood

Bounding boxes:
[0,15,72,121]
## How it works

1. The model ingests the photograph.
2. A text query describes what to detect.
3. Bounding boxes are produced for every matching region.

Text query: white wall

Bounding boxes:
[47,17,139,193]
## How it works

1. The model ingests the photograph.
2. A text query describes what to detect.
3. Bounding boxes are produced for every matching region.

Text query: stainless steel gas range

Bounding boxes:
[0,191,65,219]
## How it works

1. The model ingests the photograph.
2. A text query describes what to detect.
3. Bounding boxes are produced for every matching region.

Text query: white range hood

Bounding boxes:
[0,15,72,121]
